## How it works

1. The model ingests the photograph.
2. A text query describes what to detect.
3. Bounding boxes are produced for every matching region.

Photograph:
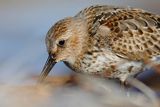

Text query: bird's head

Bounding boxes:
[39,17,88,82]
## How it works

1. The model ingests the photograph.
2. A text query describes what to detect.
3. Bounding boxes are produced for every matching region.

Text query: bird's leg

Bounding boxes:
[126,77,159,107]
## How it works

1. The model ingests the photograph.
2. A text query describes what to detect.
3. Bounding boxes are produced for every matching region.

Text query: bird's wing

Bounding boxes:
[97,8,160,61]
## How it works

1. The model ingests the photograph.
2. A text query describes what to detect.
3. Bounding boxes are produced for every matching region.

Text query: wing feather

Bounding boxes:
[98,8,160,60]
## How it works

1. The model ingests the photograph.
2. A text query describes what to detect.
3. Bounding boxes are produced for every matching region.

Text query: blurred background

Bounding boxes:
[0,0,160,84]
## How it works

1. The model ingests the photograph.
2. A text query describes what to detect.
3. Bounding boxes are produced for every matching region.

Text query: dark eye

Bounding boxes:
[58,40,65,46]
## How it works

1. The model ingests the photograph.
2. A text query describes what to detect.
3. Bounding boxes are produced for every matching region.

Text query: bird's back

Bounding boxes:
[76,5,160,61]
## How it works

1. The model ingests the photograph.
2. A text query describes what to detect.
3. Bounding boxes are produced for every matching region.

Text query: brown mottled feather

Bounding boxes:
[94,8,160,61]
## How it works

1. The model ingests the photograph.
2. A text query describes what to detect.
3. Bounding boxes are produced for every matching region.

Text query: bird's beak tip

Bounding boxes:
[38,55,56,83]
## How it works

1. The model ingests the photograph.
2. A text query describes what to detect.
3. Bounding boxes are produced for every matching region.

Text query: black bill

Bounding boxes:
[38,55,56,83]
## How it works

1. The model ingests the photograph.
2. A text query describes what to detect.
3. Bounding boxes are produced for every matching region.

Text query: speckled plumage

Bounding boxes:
[39,5,160,82]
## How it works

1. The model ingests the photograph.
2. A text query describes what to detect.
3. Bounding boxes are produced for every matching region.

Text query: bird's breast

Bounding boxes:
[77,50,122,77]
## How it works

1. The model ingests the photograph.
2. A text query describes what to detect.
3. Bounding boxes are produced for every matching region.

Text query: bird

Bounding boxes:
[38,5,160,83]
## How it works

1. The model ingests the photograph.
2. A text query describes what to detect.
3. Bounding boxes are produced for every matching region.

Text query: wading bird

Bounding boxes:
[39,5,160,83]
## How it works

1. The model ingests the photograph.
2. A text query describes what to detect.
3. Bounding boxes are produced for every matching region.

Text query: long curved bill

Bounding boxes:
[38,55,56,83]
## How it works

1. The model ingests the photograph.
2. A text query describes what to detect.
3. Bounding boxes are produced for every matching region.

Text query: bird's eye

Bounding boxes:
[58,40,65,47]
